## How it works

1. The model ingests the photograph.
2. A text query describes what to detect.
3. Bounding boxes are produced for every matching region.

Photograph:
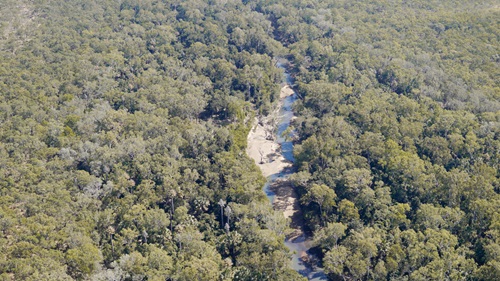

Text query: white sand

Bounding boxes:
[246,85,294,177]
[280,85,294,98]
[246,85,300,220]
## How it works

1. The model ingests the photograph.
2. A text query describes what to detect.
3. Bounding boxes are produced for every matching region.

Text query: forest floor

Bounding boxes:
[246,85,304,238]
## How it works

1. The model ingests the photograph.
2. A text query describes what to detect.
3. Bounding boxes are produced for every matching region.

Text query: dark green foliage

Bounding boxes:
[276,0,499,279]
[0,0,302,280]
[0,0,498,280]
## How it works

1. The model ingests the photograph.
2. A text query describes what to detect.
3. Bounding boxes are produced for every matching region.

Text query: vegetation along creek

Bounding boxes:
[247,59,327,280]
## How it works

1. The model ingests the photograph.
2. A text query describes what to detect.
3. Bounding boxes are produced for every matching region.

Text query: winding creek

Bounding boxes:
[259,61,327,280]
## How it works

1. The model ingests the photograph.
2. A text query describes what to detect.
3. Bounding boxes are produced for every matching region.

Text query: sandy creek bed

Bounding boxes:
[246,71,327,280]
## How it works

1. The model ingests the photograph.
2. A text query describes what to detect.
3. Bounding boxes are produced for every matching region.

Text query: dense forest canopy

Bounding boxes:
[0,0,303,280]
[0,0,498,280]
[275,0,499,280]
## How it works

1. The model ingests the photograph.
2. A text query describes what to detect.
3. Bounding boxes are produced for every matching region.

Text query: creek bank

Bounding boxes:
[246,85,294,178]
[246,61,327,280]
